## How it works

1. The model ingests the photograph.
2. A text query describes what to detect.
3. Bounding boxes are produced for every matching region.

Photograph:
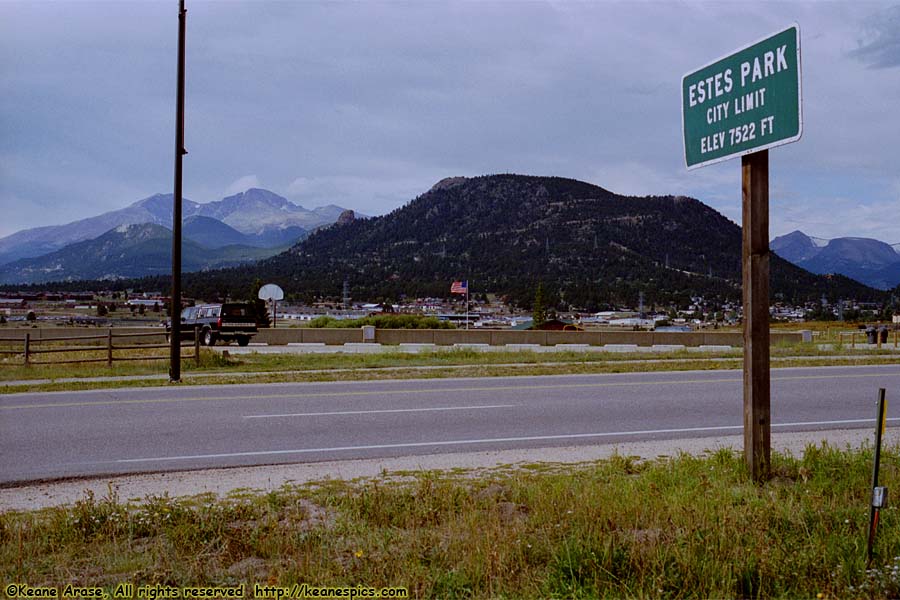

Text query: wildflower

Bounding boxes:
[355,550,364,558]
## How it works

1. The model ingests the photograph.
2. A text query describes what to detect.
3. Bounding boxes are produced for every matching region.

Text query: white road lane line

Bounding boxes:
[243,404,517,418]
[107,417,900,464]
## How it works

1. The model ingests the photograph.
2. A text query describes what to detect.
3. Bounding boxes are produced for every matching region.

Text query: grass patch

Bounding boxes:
[3,339,896,382]
[2,444,899,597]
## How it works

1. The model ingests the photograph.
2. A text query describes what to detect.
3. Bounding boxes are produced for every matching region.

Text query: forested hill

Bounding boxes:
[8,174,880,309]
[176,174,878,308]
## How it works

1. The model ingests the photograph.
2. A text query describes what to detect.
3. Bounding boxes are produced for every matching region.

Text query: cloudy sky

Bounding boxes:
[1,1,898,243]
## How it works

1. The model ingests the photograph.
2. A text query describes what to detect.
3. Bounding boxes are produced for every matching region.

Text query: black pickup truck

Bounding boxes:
[166,303,258,346]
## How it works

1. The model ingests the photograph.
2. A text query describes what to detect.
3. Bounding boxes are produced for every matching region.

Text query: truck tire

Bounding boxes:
[203,329,216,346]
[236,336,250,347]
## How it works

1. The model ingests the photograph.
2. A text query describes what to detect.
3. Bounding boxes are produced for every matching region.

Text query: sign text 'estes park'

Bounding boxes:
[682,25,802,169]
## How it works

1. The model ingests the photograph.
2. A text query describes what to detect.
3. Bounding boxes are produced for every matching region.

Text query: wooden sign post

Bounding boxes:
[742,150,770,480]
[683,25,802,481]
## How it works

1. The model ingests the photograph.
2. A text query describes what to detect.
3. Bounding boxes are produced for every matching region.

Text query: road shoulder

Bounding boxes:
[3,427,895,512]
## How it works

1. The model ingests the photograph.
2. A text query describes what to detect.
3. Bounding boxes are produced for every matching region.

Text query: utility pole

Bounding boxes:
[169,0,187,383]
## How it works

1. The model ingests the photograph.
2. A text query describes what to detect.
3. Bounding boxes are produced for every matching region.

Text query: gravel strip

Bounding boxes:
[2,427,896,512]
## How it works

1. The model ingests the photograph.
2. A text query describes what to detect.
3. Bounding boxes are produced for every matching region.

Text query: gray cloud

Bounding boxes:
[850,4,900,68]
[1,1,898,244]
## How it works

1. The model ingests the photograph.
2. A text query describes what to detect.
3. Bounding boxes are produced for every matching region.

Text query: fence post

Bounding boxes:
[24,332,30,365]
[107,329,113,366]
[194,326,200,367]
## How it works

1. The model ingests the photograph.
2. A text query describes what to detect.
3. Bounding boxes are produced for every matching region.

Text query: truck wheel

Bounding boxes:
[203,329,216,346]
[237,336,250,347]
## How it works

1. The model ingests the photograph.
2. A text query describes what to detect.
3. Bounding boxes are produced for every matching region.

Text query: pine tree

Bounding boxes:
[533,282,546,327]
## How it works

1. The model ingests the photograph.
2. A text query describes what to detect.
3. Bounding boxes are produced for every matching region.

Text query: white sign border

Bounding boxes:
[682,23,803,171]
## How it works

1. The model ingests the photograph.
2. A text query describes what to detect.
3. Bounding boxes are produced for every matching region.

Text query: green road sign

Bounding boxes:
[682,25,802,169]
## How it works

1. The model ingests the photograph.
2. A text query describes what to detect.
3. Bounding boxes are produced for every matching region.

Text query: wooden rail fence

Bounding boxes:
[0,328,201,366]
[838,329,899,350]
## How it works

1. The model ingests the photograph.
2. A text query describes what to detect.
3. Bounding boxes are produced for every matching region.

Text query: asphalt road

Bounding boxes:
[1,365,898,484]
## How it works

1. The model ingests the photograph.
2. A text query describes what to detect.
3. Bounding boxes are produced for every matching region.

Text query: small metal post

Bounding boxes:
[107,329,113,366]
[24,333,30,365]
[867,388,888,563]
[194,325,200,366]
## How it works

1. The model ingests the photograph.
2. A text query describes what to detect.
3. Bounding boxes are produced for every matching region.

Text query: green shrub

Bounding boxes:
[307,314,455,329]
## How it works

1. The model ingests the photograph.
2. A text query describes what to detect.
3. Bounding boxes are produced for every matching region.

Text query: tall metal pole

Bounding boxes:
[742,150,771,481]
[169,0,186,382]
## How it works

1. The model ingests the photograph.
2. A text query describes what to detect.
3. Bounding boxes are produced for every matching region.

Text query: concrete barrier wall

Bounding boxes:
[650,332,705,346]
[703,332,743,346]
[256,328,362,345]
[432,329,493,345]
[771,332,803,346]
[491,330,548,345]
[545,331,600,346]
[376,329,436,345]
[0,326,803,347]
[598,331,645,346]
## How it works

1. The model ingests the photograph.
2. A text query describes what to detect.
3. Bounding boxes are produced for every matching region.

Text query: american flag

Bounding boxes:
[450,280,468,294]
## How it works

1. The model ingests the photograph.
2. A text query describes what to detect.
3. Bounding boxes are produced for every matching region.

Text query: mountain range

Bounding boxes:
[0,223,281,284]
[3,176,887,307]
[173,175,880,308]
[771,230,900,290]
[0,189,353,283]
[0,188,347,266]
